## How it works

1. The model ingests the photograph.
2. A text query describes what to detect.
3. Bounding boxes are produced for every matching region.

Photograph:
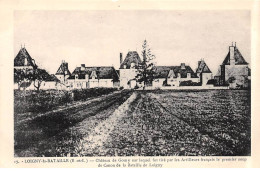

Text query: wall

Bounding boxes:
[202,73,213,86]
[120,69,138,88]
[153,79,165,88]
[94,79,114,88]
[56,74,70,83]
[224,64,249,88]
[67,79,87,89]
[14,66,34,70]
[41,81,57,90]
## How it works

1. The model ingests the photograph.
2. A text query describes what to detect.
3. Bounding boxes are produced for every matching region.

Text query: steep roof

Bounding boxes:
[68,66,119,81]
[222,46,248,65]
[196,60,212,73]
[154,65,198,79]
[120,51,142,69]
[55,62,71,76]
[45,74,60,82]
[14,47,37,68]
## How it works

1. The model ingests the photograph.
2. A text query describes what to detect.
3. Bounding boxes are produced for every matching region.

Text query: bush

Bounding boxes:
[72,88,117,101]
[179,81,201,86]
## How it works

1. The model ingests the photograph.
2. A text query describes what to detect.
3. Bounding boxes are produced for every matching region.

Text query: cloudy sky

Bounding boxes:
[14,10,250,75]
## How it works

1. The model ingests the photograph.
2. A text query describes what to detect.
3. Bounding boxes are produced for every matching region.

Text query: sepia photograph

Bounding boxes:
[13,10,251,158]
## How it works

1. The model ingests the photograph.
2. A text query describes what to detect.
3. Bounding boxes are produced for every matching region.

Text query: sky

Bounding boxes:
[14,10,250,75]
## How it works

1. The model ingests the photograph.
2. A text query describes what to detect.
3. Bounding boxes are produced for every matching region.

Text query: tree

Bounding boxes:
[136,40,156,90]
[29,68,49,92]
[14,69,26,90]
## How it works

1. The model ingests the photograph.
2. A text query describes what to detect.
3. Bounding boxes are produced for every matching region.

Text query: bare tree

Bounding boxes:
[136,40,156,90]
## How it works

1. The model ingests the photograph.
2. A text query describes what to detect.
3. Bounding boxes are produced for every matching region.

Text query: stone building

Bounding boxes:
[214,43,251,88]
[14,47,37,70]
[14,47,61,90]
[152,63,200,88]
[55,61,71,83]
[119,51,215,89]
[196,60,213,86]
[119,51,142,89]
[67,64,119,89]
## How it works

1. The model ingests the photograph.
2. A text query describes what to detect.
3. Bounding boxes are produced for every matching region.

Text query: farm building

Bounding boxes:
[67,64,120,89]
[214,43,251,88]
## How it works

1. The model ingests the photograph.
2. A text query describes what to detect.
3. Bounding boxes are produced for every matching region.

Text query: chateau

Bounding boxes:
[13,43,250,90]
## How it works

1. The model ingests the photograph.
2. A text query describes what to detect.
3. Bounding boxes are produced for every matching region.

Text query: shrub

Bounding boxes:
[179,81,201,86]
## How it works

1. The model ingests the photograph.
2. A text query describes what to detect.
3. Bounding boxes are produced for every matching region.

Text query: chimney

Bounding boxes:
[64,62,68,69]
[181,63,185,69]
[120,53,123,64]
[81,64,85,71]
[229,43,235,65]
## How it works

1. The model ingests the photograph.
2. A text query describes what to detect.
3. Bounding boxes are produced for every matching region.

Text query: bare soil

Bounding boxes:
[14,89,250,157]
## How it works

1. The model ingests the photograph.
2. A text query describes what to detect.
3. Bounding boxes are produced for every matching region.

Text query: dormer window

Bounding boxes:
[187,73,191,78]
[168,69,175,78]
[24,58,28,66]
[90,71,97,79]
[75,74,78,79]
[123,65,126,69]
[130,63,135,68]
[178,73,181,78]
